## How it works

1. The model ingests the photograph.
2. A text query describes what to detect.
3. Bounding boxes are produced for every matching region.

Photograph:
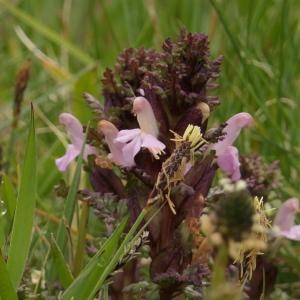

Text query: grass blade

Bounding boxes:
[50,235,74,289]
[0,175,16,221]
[15,26,70,82]
[0,0,94,65]
[73,202,89,276]
[7,105,36,289]
[61,217,128,300]
[88,209,147,299]
[209,0,285,139]
[0,251,18,300]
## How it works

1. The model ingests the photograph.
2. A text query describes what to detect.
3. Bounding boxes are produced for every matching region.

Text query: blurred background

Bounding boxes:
[0,0,300,203]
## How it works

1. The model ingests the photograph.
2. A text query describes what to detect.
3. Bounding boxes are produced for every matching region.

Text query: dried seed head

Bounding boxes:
[13,59,31,128]
[230,197,270,281]
[204,180,271,282]
[211,181,255,242]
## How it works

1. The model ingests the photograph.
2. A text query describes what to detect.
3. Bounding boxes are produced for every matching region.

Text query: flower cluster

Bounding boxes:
[54,30,299,299]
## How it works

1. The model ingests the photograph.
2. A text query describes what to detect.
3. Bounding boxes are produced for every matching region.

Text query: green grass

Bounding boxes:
[1,0,300,298]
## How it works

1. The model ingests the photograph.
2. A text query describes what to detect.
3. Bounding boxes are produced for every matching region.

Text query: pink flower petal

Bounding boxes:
[280,226,300,241]
[56,112,96,172]
[59,113,84,148]
[83,145,97,160]
[55,144,80,172]
[122,135,142,167]
[109,141,128,167]
[98,120,129,167]
[274,198,299,231]
[141,133,166,157]
[115,129,141,143]
[213,112,253,155]
[184,161,193,175]
[216,146,241,181]
[133,97,159,137]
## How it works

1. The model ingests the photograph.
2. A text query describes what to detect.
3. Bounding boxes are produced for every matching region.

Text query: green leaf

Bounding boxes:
[101,285,109,300]
[61,217,128,300]
[0,216,6,248]
[7,105,36,289]
[0,175,17,221]
[72,203,89,276]
[50,235,74,289]
[0,251,18,300]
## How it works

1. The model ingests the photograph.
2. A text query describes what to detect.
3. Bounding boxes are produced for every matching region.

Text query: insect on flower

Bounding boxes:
[147,124,207,214]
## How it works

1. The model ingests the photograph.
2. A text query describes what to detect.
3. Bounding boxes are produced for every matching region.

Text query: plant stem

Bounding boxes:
[73,201,89,276]
[210,244,228,290]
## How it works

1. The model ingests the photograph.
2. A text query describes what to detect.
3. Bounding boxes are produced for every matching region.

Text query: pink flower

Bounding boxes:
[274,198,300,241]
[55,113,96,172]
[216,146,241,181]
[98,120,131,167]
[213,112,253,181]
[115,97,165,167]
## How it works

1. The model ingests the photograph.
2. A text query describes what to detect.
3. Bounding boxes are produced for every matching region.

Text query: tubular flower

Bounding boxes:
[213,112,253,181]
[55,113,96,172]
[274,198,300,241]
[115,97,165,167]
[97,120,131,167]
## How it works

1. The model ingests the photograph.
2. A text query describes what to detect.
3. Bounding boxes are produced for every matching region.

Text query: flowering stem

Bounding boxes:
[211,244,228,287]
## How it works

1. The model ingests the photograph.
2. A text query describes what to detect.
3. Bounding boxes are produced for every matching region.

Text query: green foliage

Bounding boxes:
[0,175,16,221]
[0,251,18,300]
[61,217,128,300]
[0,0,94,65]
[50,235,74,289]
[7,107,36,289]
